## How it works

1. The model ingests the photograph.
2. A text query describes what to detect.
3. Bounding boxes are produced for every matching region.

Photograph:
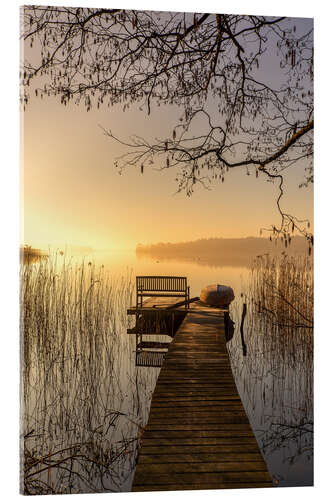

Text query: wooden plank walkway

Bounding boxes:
[132,301,272,491]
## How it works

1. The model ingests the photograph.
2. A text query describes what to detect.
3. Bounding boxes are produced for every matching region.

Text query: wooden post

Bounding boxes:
[240,303,247,356]
[224,310,229,339]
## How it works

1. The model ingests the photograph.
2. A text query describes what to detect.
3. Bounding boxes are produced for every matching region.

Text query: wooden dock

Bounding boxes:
[131,299,272,491]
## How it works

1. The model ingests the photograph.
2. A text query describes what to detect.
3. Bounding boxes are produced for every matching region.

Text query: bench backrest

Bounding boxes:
[137,276,187,293]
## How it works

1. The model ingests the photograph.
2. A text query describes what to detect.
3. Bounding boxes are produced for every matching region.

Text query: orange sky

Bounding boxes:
[21,11,313,252]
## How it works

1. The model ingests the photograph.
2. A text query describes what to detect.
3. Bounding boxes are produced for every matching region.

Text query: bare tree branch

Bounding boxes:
[21,7,314,239]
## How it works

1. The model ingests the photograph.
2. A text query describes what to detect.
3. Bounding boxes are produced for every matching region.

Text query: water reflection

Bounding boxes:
[227,258,313,487]
[137,251,254,268]
[90,249,250,299]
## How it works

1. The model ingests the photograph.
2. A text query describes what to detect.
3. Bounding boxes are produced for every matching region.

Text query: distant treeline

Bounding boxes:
[136,236,309,267]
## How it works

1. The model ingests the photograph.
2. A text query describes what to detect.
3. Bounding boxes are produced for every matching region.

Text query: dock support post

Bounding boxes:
[224,310,229,340]
[240,303,247,356]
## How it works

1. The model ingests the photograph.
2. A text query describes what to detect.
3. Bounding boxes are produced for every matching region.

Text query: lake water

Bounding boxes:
[22,249,313,493]
[82,248,251,297]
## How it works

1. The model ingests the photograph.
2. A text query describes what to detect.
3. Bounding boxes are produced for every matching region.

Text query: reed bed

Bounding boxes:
[20,253,159,495]
[228,254,313,485]
[250,253,313,332]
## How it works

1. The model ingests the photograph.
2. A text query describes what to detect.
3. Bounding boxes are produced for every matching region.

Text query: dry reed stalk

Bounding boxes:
[227,254,313,475]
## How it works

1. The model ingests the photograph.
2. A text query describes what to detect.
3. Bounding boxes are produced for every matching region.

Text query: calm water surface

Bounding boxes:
[86,248,250,296]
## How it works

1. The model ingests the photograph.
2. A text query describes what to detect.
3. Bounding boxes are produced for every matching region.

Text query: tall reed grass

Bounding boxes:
[228,254,313,485]
[250,253,313,331]
[20,253,159,495]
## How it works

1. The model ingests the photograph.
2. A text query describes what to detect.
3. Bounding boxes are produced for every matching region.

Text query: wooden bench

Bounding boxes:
[136,276,190,309]
[132,276,190,367]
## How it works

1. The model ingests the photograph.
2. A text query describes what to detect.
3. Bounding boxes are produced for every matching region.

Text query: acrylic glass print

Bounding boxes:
[20,3,314,495]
